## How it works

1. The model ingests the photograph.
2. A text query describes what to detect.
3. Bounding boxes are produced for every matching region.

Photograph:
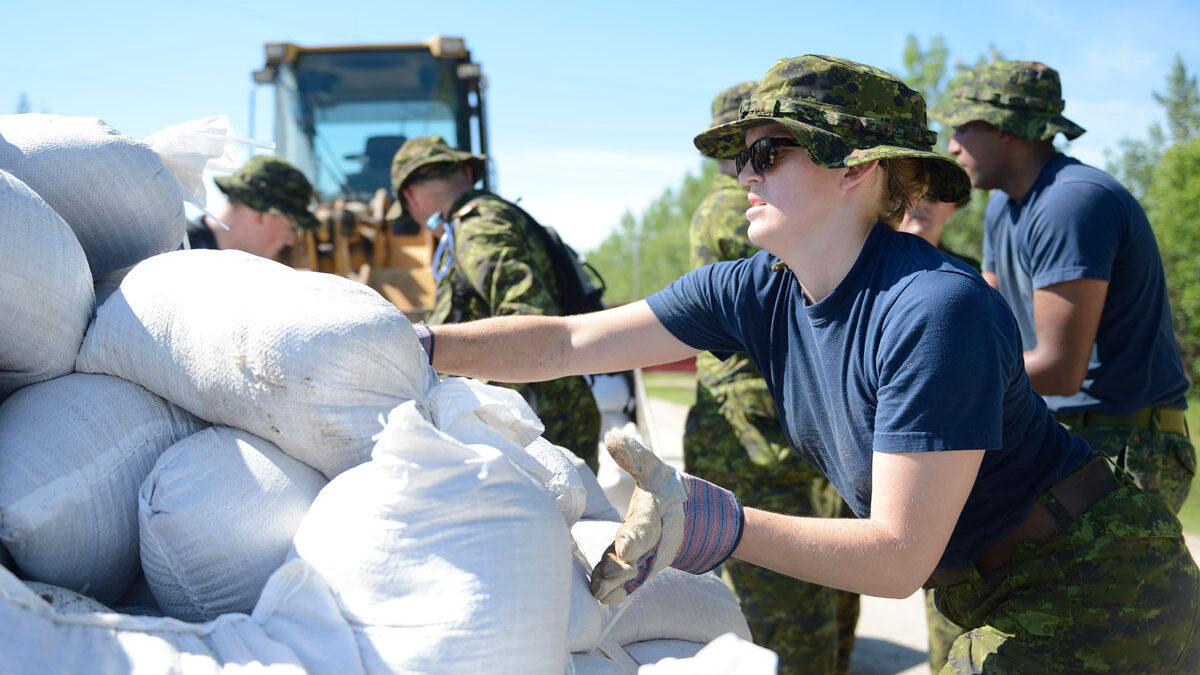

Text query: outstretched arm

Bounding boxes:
[429,299,700,383]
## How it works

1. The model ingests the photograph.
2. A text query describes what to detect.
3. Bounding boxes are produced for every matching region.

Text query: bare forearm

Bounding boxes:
[431,315,574,382]
[735,509,935,598]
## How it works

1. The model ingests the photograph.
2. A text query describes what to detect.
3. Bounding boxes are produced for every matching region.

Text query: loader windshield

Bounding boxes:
[273,47,472,201]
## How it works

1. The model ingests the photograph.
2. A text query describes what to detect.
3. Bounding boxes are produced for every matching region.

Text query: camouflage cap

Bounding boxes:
[385,135,485,221]
[213,155,317,230]
[711,81,758,128]
[695,55,969,203]
[934,61,1086,142]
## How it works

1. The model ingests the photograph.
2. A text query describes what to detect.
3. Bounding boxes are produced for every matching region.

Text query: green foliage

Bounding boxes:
[1106,55,1200,385]
[1147,136,1200,384]
[898,36,1004,262]
[586,160,719,306]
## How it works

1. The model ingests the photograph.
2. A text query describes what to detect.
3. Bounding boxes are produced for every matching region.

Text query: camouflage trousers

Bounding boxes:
[1057,417,1195,512]
[684,396,859,675]
[931,474,1200,674]
[926,416,1197,671]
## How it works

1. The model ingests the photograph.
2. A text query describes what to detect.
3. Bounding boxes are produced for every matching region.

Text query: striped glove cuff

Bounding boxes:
[671,474,744,575]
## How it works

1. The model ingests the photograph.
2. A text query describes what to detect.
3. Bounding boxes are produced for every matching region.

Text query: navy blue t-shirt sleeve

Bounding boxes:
[646,258,753,357]
[980,192,1005,274]
[872,271,1010,453]
[1026,181,1123,289]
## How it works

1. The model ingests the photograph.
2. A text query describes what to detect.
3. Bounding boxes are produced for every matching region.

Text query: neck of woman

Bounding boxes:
[777,213,876,305]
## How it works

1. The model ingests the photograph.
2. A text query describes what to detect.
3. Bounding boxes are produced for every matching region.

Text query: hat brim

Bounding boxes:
[213,175,319,230]
[388,154,485,222]
[934,101,1086,142]
[694,117,971,203]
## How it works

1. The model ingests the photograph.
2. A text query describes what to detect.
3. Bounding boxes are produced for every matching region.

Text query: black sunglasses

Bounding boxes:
[734,136,803,175]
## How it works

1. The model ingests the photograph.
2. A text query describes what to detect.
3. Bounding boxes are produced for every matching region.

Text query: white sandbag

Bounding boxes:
[563,445,621,522]
[637,633,777,674]
[0,113,187,279]
[570,519,751,647]
[0,373,208,604]
[0,169,94,403]
[75,248,438,478]
[113,573,163,617]
[289,401,571,674]
[23,581,112,616]
[0,558,363,674]
[570,650,636,675]
[624,639,704,665]
[139,426,327,622]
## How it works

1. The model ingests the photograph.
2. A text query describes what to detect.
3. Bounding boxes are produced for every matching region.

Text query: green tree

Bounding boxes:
[15,92,31,114]
[586,160,718,306]
[1107,55,1200,206]
[899,36,1003,262]
[1147,137,1200,383]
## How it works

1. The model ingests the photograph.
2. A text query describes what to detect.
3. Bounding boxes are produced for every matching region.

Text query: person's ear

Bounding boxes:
[841,160,879,191]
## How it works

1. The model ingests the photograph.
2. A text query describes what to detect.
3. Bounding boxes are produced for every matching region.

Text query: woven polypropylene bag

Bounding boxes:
[76,248,438,479]
[0,169,93,403]
[0,113,187,279]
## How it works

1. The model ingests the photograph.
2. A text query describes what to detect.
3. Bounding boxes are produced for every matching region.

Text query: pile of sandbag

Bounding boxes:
[0,113,769,674]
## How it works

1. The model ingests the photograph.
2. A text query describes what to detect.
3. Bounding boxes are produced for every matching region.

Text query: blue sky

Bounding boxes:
[4,0,1198,252]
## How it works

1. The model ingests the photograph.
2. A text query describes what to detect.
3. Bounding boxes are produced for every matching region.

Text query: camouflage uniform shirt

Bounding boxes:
[428,188,601,467]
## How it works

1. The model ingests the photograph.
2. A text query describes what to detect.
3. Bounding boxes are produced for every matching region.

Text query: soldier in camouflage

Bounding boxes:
[935,62,1194,514]
[684,81,859,675]
[187,155,317,259]
[925,61,1197,672]
[388,136,601,470]
[421,55,1200,673]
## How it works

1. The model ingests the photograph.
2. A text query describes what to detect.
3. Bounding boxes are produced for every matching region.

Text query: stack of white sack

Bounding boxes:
[0,168,94,404]
[75,247,439,479]
[0,373,208,605]
[0,112,767,670]
[0,113,188,282]
[138,426,328,621]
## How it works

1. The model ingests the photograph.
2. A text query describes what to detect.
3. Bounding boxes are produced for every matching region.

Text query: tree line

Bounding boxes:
[585,39,1200,387]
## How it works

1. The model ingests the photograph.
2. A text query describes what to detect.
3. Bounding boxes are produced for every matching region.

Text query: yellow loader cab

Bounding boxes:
[251,36,489,321]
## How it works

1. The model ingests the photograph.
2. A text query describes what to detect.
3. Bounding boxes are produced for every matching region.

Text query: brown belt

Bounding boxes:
[1057,407,1188,436]
[924,457,1120,589]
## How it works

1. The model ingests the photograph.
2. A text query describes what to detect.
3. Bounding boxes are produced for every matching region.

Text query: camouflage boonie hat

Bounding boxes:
[711,81,758,128]
[934,61,1086,142]
[214,155,317,230]
[385,135,485,221]
[694,55,970,203]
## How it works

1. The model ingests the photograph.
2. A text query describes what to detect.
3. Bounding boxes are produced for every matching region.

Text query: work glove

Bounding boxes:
[589,431,744,605]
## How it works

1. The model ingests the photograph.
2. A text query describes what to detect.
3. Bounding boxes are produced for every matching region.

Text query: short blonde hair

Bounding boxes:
[878,158,931,227]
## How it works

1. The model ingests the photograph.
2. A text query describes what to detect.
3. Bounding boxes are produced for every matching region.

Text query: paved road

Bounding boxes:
[636,397,1200,675]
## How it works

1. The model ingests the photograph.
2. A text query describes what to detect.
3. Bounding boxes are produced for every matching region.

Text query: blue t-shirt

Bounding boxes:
[982,154,1189,416]
[648,225,1094,568]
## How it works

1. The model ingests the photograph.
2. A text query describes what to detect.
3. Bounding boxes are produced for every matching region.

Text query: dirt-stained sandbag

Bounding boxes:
[0,169,94,403]
[0,114,187,279]
[139,426,327,622]
[0,373,208,604]
[75,248,438,479]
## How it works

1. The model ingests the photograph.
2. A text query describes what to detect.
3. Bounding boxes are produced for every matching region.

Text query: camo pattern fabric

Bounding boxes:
[213,155,318,229]
[935,61,1087,142]
[684,173,859,674]
[933,472,1200,673]
[692,55,970,203]
[386,135,485,221]
[1058,421,1196,513]
[427,188,600,469]
[926,419,1197,672]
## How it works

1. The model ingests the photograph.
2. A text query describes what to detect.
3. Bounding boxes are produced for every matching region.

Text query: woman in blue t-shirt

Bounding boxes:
[419,55,1199,672]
